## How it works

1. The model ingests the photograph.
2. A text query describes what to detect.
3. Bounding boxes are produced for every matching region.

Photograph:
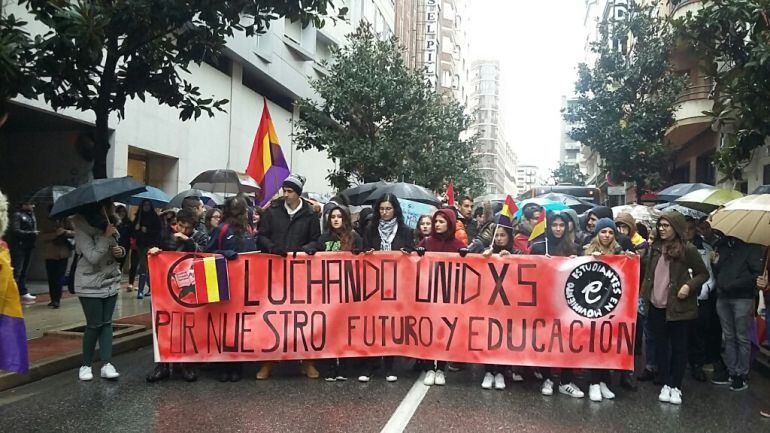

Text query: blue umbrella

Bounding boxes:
[129,186,170,208]
[514,198,569,219]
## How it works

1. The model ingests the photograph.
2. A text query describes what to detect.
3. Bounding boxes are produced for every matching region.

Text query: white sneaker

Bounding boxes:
[559,382,585,398]
[385,375,397,382]
[510,371,524,382]
[424,370,436,386]
[599,382,615,399]
[434,370,446,386]
[494,373,506,390]
[21,294,36,304]
[669,387,682,405]
[658,385,671,403]
[79,366,93,381]
[589,384,602,402]
[358,375,370,383]
[100,363,120,379]
[481,372,494,389]
[541,379,554,396]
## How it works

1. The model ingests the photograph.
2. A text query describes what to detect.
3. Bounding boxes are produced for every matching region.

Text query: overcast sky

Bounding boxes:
[468,0,586,173]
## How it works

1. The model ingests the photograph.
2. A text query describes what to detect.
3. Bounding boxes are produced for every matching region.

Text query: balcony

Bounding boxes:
[665,81,713,149]
[670,0,703,20]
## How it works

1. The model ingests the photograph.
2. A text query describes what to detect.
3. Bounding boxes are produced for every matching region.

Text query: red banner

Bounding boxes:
[149,252,639,370]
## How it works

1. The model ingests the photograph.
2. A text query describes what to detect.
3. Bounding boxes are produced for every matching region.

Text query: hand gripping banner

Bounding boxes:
[149,252,640,370]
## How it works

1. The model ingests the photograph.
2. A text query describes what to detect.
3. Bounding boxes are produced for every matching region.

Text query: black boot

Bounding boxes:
[218,365,231,383]
[146,363,170,383]
[181,364,198,382]
[637,368,655,382]
[691,365,707,382]
[620,372,638,391]
[229,363,242,382]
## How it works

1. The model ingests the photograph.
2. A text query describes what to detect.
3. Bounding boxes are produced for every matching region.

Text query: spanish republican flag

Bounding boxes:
[246,99,291,207]
[193,256,231,304]
[497,195,518,228]
[0,242,29,374]
[528,210,546,241]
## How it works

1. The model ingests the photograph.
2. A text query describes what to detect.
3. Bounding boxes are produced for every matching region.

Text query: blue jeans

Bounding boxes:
[642,313,657,371]
[716,298,754,377]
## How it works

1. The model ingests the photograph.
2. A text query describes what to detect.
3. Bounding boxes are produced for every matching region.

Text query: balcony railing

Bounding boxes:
[676,79,713,104]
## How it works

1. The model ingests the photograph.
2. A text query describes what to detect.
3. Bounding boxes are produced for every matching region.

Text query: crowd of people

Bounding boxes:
[3,173,769,412]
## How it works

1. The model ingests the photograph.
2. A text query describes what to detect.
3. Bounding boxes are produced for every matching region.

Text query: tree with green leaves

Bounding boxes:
[551,162,586,185]
[564,2,685,200]
[20,0,343,178]
[674,0,770,181]
[293,23,483,196]
[0,13,37,125]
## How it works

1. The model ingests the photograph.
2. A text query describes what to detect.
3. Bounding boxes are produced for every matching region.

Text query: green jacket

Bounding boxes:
[640,211,708,321]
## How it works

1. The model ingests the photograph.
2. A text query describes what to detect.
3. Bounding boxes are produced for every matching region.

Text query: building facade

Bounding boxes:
[0,0,398,204]
[516,165,540,196]
[559,96,582,167]
[469,60,517,196]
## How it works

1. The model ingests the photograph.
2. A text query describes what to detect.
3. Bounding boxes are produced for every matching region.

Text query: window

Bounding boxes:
[763,164,770,185]
[442,70,452,87]
[284,18,302,43]
[442,36,453,54]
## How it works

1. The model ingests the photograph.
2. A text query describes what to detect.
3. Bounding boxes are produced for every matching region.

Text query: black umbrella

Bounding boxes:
[167,189,225,209]
[363,182,440,207]
[340,181,390,206]
[752,185,770,195]
[50,177,146,218]
[189,169,260,194]
[535,192,595,213]
[655,183,712,202]
[27,185,75,205]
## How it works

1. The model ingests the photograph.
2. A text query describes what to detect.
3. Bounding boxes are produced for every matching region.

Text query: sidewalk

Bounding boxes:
[0,280,153,391]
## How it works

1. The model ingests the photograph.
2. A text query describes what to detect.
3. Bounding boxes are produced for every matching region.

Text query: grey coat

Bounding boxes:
[72,215,121,298]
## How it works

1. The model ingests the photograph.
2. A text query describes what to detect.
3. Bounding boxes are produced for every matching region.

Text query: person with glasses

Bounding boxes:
[640,212,708,405]
[360,193,415,382]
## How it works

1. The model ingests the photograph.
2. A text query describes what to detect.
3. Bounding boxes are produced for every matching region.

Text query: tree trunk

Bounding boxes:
[92,108,110,179]
[91,38,119,179]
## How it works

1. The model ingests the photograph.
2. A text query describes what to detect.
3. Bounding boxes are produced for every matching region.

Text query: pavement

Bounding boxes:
[0,348,769,433]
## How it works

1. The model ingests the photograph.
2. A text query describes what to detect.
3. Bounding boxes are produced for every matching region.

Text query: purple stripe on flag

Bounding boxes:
[0,314,29,374]
[215,256,230,301]
[258,165,291,207]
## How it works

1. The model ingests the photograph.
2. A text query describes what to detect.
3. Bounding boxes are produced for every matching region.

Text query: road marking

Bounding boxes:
[380,373,430,433]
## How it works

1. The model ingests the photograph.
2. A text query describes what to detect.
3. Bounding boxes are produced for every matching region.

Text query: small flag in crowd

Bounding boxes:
[193,256,231,304]
[528,210,547,241]
[246,98,291,207]
[0,245,29,374]
[497,195,518,227]
[446,180,455,207]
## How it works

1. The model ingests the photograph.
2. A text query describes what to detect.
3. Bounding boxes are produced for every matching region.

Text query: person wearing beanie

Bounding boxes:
[640,211,709,405]
[581,205,633,251]
[615,212,649,256]
[257,173,322,380]
[581,217,630,401]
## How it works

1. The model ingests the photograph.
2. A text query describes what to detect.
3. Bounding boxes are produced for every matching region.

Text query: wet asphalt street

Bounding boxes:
[1,347,769,433]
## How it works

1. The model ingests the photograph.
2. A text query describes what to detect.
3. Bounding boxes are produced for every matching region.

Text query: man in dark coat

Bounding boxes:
[9,199,38,304]
[256,173,321,380]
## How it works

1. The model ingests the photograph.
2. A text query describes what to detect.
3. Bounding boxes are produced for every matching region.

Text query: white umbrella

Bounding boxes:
[612,204,662,224]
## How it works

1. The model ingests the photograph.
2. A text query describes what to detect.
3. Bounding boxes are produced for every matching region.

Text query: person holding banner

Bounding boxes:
[257,174,322,380]
[361,193,415,382]
[480,225,523,390]
[71,200,126,381]
[146,211,205,383]
[582,218,626,402]
[317,204,363,382]
[529,211,585,398]
[207,196,259,382]
[416,208,468,386]
[641,211,708,405]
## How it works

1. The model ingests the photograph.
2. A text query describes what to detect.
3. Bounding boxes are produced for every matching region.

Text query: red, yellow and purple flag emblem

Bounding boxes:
[192,256,230,304]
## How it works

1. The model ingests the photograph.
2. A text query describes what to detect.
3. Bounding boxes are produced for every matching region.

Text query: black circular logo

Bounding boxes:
[564,261,622,318]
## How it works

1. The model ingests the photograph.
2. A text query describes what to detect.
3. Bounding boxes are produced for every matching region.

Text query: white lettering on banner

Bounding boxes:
[422,0,439,89]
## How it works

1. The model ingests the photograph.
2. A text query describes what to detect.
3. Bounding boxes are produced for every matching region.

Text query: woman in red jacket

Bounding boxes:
[416,208,467,386]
